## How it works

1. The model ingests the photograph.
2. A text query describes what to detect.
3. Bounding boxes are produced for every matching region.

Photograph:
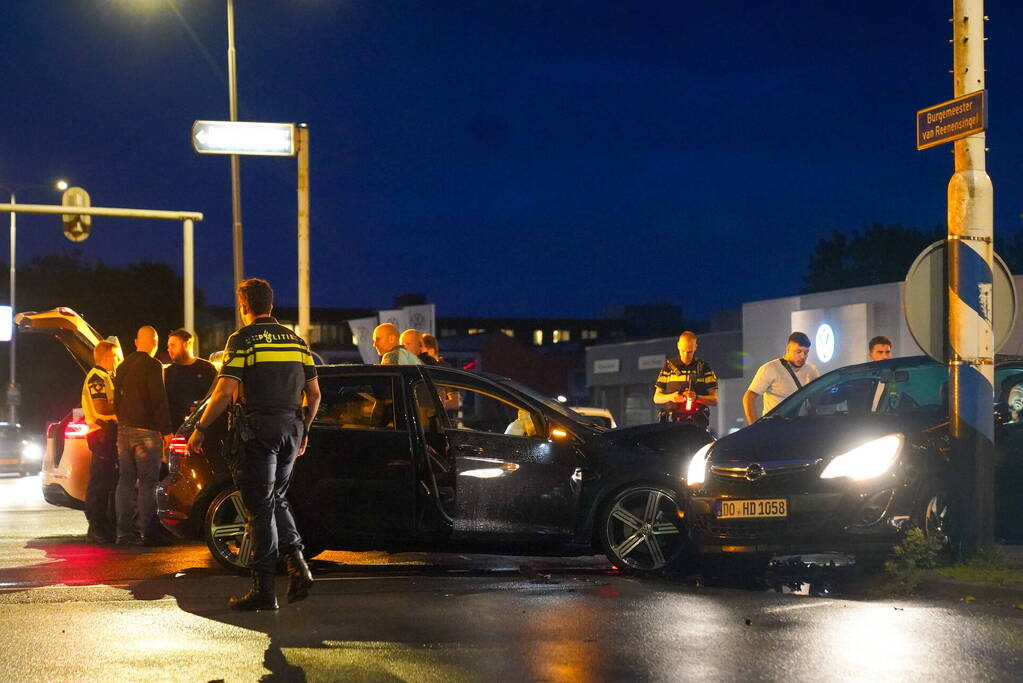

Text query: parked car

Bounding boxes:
[160,364,713,574]
[14,309,111,507]
[685,355,1023,565]
[0,423,44,477]
[569,406,617,429]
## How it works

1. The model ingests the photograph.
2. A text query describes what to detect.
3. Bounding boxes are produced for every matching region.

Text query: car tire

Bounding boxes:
[203,485,251,574]
[599,484,689,575]
[919,489,952,560]
[203,484,321,574]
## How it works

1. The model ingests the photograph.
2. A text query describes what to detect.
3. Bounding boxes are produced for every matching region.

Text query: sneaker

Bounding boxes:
[116,536,143,546]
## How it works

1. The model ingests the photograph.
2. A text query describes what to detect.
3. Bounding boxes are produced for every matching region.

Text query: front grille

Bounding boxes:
[691,512,828,541]
[711,459,820,481]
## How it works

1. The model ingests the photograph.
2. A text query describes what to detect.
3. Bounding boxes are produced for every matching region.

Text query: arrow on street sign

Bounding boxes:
[192,121,296,157]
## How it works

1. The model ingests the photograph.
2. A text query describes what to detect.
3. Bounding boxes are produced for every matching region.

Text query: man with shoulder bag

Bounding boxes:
[743,331,820,425]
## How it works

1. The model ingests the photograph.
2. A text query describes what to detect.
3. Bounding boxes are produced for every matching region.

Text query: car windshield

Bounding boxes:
[500,379,596,429]
[767,358,948,419]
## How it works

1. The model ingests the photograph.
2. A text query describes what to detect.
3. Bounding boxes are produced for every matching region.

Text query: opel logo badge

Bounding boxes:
[745,463,766,481]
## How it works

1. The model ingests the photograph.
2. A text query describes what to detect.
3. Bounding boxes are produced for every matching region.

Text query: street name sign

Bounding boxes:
[916,91,986,150]
[192,121,296,157]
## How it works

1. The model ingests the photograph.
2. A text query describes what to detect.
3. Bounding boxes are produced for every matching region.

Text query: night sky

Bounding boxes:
[4,1,1023,322]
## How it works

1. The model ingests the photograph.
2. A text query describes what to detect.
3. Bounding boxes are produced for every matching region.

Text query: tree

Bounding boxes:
[802,223,944,294]
[0,252,207,431]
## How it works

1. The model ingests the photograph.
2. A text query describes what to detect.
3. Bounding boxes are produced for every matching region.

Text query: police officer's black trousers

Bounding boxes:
[234,414,304,574]
[85,423,118,534]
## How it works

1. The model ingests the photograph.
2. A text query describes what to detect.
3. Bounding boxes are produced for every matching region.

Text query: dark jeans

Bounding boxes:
[116,426,164,541]
[85,423,118,533]
[234,414,304,573]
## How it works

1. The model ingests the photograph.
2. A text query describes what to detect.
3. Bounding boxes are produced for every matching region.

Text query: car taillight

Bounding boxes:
[169,435,189,456]
[64,421,90,439]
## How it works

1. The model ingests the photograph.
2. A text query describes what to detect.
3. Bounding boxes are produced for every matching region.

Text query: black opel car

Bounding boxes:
[685,355,1023,562]
[159,364,712,574]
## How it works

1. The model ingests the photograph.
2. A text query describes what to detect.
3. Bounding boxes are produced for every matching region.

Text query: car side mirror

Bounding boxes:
[994,402,1012,425]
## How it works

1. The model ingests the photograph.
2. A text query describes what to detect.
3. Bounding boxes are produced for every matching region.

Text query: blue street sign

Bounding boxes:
[916,91,986,150]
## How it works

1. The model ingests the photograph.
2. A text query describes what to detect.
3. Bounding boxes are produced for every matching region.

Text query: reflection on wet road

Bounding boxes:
[1,475,1021,681]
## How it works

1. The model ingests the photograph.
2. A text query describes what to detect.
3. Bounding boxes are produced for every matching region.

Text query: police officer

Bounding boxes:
[653,331,718,421]
[83,340,122,544]
[188,278,322,611]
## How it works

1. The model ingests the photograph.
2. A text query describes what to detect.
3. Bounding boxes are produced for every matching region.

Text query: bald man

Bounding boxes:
[113,325,173,546]
[373,323,421,365]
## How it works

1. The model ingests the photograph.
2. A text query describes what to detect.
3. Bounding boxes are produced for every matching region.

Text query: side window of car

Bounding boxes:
[315,376,396,430]
[435,383,541,437]
[412,381,442,434]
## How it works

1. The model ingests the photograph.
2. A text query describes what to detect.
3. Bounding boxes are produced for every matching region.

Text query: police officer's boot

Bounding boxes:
[284,549,314,604]
[229,571,279,611]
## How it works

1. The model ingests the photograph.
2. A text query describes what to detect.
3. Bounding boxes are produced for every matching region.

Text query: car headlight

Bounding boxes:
[21,441,43,462]
[820,434,903,481]
[686,442,713,486]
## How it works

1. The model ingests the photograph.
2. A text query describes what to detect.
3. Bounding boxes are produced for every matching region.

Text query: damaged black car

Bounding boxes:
[685,355,1023,567]
[159,364,712,575]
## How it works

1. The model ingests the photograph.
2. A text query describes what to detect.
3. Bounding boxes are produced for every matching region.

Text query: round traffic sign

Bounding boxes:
[903,239,1016,362]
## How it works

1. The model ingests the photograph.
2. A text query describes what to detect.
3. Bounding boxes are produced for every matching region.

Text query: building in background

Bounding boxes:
[585,277,1023,434]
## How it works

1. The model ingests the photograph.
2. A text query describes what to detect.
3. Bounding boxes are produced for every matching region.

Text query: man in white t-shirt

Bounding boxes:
[743,331,820,424]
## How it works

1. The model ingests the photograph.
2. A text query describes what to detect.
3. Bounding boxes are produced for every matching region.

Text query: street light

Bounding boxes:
[0,179,69,425]
[227,0,245,328]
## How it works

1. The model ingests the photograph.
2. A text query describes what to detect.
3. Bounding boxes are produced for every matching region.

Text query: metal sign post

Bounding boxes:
[0,203,202,336]
[946,1,995,555]
[192,119,311,342]
[914,1,996,556]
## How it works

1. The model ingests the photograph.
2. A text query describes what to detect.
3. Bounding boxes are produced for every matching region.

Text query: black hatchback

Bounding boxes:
[159,364,712,574]
[685,355,1023,561]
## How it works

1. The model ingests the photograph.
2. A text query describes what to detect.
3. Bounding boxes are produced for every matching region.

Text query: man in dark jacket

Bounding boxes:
[114,325,173,546]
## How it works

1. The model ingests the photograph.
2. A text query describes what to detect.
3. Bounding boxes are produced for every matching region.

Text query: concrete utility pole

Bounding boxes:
[947,0,995,555]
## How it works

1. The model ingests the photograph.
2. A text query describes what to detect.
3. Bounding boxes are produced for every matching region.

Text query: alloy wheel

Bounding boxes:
[205,487,251,573]
[603,486,685,572]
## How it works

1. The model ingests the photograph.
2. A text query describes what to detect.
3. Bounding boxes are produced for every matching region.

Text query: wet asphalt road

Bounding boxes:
[2,475,1022,682]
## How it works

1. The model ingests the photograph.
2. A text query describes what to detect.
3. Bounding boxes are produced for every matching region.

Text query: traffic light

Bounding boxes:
[61,186,91,242]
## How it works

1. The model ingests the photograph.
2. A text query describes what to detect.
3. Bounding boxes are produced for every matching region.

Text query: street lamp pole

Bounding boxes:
[8,191,17,425]
[2,180,67,425]
[227,0,244,328]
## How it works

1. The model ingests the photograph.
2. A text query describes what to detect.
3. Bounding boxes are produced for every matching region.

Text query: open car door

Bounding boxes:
[14,308,108,372]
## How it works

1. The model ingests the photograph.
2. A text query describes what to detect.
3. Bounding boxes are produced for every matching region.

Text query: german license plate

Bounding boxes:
[718,498,787,519]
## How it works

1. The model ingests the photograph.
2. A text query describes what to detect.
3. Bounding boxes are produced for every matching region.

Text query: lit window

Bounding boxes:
[552,330,570,343]
[533,329,543,345]
[441,329,457,337]
[500,329,514,338]
[468,328,485,335]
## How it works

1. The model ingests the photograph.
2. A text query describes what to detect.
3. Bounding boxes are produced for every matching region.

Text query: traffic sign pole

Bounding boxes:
[947,0,995,556]
[297,124,310,342]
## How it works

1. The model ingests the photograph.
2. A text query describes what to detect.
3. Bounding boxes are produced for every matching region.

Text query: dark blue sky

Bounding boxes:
[4,1,1023,320]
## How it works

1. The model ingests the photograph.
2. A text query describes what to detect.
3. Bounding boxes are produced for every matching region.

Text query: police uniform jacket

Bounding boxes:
[654,356,718,398]
[220,316,317,413]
